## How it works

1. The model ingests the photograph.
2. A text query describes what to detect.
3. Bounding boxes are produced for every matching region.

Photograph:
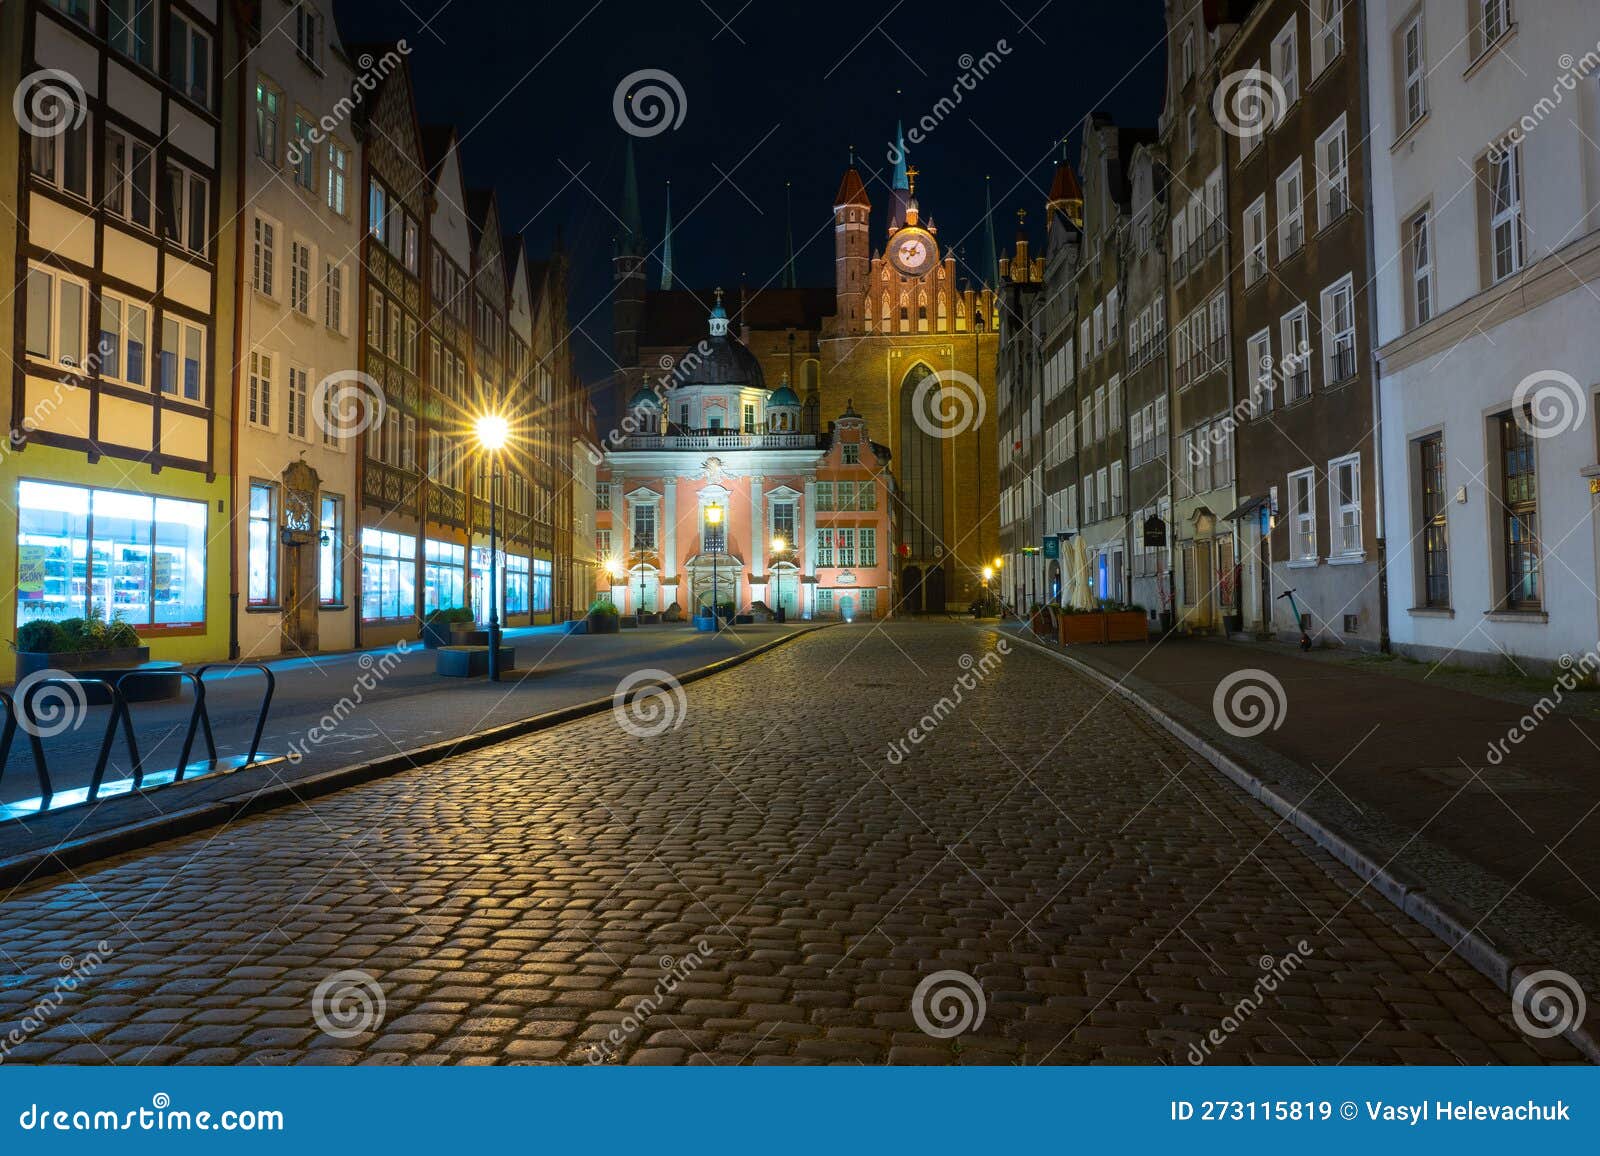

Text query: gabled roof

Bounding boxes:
[420,124,456,186]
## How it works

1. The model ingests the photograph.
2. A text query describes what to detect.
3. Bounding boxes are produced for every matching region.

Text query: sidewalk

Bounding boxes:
[0,621,814,860]
[1000,621,1600,1008]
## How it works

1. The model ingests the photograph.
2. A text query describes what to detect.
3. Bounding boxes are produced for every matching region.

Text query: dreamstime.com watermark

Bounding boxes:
[1485,646,1599,766]
[311,969,387,1040]
[1511,369,1587,441]
[1486,42,1600,164]
[885,640,1010,765]
[285,43,412,168]
[909,368,987,441]
[613,668,688,738]
[0,942,112,1064]
[911,970,986,1039]
[587,941,713,1062]
[16,1094,283,1133]
[613,68,687,138]
[1187,941,1313,1064]
[1211,668,1288,738]
[886,41,1012,164]
[589,340,715,464]
[285,643,411,764]
[1511,969,1587,1040]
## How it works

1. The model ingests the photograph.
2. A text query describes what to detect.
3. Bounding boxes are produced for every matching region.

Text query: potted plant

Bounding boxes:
[1028,601,1057,637]
[11,613,173,702]
[420,606,475,649]
[588,596,621,635]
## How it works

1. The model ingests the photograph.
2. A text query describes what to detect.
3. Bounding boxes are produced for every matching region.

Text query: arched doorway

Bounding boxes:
[898,364,945,565]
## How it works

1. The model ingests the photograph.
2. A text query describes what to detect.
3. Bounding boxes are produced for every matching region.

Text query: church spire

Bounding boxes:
[783,182,797,289]
[620,137,643,257]
[891,121,909,190]
[660,180,674,290]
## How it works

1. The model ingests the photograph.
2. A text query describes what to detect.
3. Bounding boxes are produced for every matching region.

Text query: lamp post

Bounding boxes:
[705,500,724,628]
[981,565,993,617]
[771,535,786,623]
[475,413,510,682]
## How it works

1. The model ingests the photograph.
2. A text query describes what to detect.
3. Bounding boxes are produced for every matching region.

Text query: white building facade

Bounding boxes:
[1366,0,1600,667]
[237,2,361,657]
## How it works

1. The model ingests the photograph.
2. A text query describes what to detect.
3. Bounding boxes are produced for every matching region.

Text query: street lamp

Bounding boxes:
[475,413,510,682]
[705,501,724,627]
[771,535,786,623]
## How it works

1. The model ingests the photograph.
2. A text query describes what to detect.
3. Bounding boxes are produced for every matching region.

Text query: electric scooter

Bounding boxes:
[1276,588,1313,651]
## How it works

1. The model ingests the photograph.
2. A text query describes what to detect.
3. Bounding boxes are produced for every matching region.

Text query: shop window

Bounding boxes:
[361,527,416,620]
[16,480,206,631]
[319,495,343,605]
[248,482,278,606]
[423,539,465,612]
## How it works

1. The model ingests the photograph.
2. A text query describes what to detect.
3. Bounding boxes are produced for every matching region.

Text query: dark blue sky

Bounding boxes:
[331,0,1169,381]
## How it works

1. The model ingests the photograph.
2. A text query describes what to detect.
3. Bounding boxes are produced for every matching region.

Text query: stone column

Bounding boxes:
[750,475,765,580]
[803,479,817,579]
[663,477,678,580]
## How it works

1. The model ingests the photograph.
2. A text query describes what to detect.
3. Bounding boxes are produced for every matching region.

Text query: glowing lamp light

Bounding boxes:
[705,502,724,526]
[771,536,786,554]
[605,557,623,580]
[475,413,510,451]
[982,566,994,582]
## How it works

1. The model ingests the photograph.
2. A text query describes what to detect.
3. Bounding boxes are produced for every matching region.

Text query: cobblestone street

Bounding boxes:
[0,623,1578,1065]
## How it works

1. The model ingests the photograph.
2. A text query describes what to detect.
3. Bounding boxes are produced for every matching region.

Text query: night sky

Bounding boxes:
[330,0,1169,383]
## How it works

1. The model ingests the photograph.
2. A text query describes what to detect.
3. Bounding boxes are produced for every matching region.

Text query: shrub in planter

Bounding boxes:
[12,613,154,690]
[420,606,475,649]
[588,597,621,635]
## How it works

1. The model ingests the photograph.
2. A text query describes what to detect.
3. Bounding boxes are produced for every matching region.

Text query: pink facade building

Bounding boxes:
[596,297,895,620]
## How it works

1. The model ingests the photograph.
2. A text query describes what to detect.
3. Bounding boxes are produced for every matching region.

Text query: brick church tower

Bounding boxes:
[612,138,647,369]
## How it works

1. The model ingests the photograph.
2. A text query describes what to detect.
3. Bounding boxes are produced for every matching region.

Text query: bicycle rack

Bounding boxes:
[0,664,282,823]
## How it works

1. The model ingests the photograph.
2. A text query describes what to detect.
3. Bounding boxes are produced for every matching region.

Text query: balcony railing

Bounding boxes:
[1205,220,1225,252]
[1330,344,1357,383]
[1172,250,1189,282]
[1326,186,1350,225]
[618,431,819,450]
[1281,220,1305,258]
[1286,367,1311,401]
[1246,251,1267,286]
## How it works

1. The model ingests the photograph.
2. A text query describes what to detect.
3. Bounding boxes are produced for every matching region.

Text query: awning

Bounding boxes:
[1223,495,1269,522]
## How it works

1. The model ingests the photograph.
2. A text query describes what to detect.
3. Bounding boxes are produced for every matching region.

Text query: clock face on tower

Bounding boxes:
[890,228,936,276]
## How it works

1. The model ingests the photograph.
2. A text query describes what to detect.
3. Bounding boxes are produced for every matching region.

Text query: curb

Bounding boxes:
[0,624,832,893]
[993,625,1600,1065]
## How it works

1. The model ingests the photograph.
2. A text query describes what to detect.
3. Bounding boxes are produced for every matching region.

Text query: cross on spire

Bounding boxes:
[906,166,919,196]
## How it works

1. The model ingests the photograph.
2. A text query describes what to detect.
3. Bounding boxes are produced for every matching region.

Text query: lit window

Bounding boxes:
[248,482,279,606]
[319,495,344,605]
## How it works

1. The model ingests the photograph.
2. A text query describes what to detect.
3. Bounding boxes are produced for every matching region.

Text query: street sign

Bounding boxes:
[1142,515,1165,548]
[1043,537,1060,560]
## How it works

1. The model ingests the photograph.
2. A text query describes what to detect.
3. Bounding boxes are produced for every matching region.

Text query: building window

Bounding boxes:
[596,529,612,561]
[16,481,207,630]
[1281,306,1311,401]
[319,495,343,605]
[167,11,211,106]
[326,142,349,215]
[294,2,323,68]
[742,403,756,433]
[29,105,90,199]
[859,528,877,567]
[1276,161,1304,258]
[815,528,833,568]
[162,162,209,255]
[531,558,552,613]
[504,555,531,615]
[814,481,834,511]
[1477,0,1510,54]
[1181,28,1195,83]
[1273,18,1299,107]
[97,291,149,388]
[1244,196,1267,284]
[632,503,657,550]
[368,180,387,243]
[1401,15,1425,129]
[1329,453,1361,556]
[843,442,860,464]
[290,240,312,314]
[24,265,87,369]
[1320,275,1356,384]
[360,528,417,621]
[772,501,796,543]
[423,540,465,613]
[1488,144,1523,283]
[1417,433,1450,607]
[103,127,155,230]
[1316,116,1349,227]
[1288,468,1317,560]
[836,528,856,567]
[596,485,612,512]
[248,482,278,606]
[1496,409,1539,608]
[1311,0,1343,76]
[287,366,309,440]
[44,0,92,27]
[324,260,344,332]
[253,216,276,296]
[255,81,281,163]
[107,0,155,69]
[159,315,204,401]
[1247,330,1274,417]
[291,114,316,190]
[248,349,274,429]
[1409,211,1433,326]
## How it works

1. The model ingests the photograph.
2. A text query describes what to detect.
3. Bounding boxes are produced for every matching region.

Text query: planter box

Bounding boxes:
[1028,611,1056,636]
[620,615,639,629]
[12,648,185,703]
[588,613,620,635]
[693,616,718,633]
[435,645,516,677]
[734,614,755,625]
[1058,614,1105,645]
[1105,611,1150,643]
[563,618,589,635]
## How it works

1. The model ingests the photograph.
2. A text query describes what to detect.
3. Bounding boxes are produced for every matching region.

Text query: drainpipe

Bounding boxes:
[1357,0,1391,653]
[226,16,248,661]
